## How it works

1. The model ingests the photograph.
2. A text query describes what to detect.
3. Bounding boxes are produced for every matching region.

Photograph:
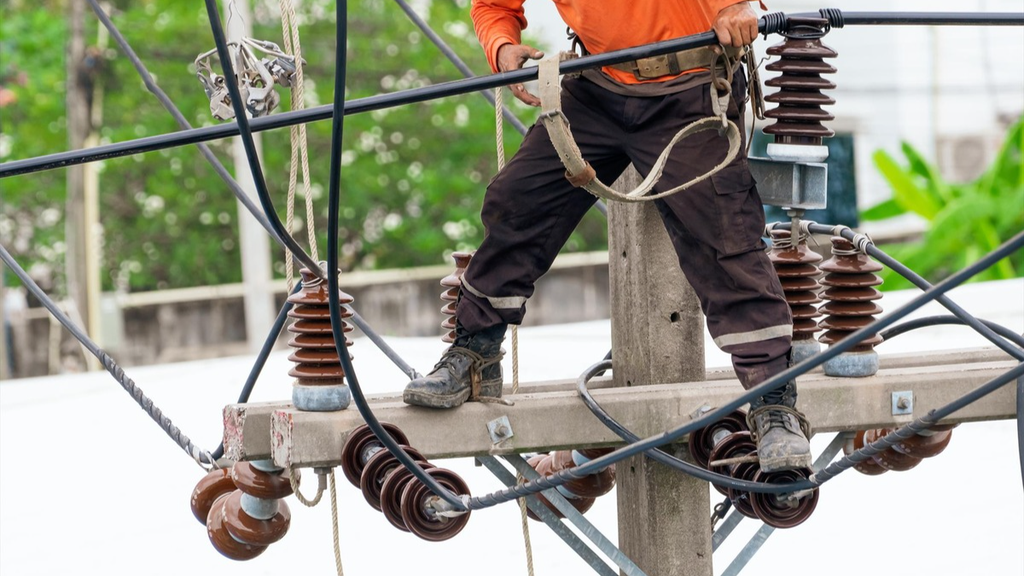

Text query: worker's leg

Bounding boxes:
[626,72,811,471]
[404,77,631,409]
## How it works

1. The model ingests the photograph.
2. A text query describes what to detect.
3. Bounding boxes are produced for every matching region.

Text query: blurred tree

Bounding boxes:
[0,0,607,293]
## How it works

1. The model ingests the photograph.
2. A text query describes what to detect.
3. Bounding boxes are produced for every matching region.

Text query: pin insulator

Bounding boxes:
[817,237,884,353]
[440,252,473,343]
[763,16,838,146]
[286,267,354,384]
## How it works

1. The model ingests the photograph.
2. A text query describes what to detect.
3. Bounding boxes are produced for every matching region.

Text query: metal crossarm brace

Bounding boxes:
[476,456,618,576]
[503,454,650,576]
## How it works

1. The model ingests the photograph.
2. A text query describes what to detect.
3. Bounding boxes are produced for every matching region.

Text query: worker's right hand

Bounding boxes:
[497,43,545,106]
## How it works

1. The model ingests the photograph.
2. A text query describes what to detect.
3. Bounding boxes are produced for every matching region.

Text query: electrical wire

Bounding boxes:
[576,359,809,495]
[879,315,1024,348]
[201,0,321,284]
[798,222,1024,362]
[13,10,1022,179]
[457,231,1024,509]
[319,0,466,509]
[210,283,301,461]
[1,243,218,468]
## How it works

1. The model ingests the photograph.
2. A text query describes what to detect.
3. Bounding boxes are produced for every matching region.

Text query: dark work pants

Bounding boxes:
[457,72,792,389]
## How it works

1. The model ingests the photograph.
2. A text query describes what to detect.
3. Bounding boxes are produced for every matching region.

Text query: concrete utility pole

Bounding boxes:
[608,168,712,576]
[227,0,276,353]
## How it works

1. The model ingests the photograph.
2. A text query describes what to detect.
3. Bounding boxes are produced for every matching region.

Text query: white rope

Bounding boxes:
[496,85,536,576]
[289,468,326,507]
[280,0,318,291]
[328,470,345,576]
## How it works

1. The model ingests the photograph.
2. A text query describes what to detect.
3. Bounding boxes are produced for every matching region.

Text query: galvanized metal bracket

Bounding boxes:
[748,157,828,210]
[891,391,914,415]
[486,415,514,445]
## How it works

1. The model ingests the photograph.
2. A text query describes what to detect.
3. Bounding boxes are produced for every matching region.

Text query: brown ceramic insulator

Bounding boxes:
[440,252,473,343]
[708,431,759,516]
[817,237,884,352]
[359,445,428,511]
[286,267,354,385]
[863,428,922,472]
[727,461,761,520]
[191,468,237,525]
[845,430,888,476]
[893,424,956,459]
[751,468,819,529]
[230,462,294,500]
[400,468,473,542]
[206,494,268,561]
[688,409,749,470]
[340,422,410,488]
[560,453,616,499]
[762,17,837,145]
[767,230,823,343]
[380,463,437,532]
[525,454,596,521]
[222,490,292,547]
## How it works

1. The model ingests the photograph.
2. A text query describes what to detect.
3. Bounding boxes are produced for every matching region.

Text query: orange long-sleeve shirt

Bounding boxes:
[471,0,749,85]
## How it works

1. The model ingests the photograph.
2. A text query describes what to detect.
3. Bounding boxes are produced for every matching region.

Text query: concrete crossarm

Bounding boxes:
[221,348,1018,468]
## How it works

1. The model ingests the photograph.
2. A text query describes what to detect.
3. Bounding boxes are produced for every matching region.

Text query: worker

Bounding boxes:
[403,1,812,473]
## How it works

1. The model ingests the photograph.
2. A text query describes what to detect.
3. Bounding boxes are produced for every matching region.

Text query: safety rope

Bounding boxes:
[289,467,326,507]
[280,0,319,291]
[496,85,536,576]
[328,469,345,576]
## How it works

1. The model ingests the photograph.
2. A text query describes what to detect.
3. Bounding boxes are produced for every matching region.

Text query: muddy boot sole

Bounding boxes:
[403,387,472,409]
[759,452,813,473]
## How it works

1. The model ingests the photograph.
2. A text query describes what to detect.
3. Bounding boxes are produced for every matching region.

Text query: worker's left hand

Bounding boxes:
[713,2,758,47]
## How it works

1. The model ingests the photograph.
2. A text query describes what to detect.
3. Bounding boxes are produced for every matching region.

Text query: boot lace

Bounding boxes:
[746,404,812,442]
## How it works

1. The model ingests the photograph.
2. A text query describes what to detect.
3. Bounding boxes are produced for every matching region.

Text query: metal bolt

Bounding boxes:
[896,397,910,410]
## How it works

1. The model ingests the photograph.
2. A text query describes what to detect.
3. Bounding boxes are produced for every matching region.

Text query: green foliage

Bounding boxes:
[861,119,1024,290]
[0,0,606,292]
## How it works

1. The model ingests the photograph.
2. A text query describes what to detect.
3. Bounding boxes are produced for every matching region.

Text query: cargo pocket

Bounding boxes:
[711,160,767,256]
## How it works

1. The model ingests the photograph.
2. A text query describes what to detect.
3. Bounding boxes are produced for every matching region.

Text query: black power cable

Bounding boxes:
[461,232,1024,509]
[319,0,466,509]
[879,315,1024,348]
[8,10,1022,179]
[577,359,806,495]
[796,222,1024,362]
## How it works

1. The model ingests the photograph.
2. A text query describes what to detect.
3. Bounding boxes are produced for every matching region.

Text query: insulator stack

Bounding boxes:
[768,230,823,364]
[440,252,473,343]
[688,409,749,471]
[339,423,472,541]
[191,467,237,525]
[287,267,354,411]
[705,431,819,528]
[817,237,884,377]
[206,460,294,561]
[525,448,616,521]
[763,17,837,151]
[845,425,957,476]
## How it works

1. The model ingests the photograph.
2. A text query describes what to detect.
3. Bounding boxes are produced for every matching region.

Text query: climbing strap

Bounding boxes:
[536,51,744,203]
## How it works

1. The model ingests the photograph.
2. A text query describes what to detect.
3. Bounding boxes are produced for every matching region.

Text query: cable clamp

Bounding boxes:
[428,494,471,518]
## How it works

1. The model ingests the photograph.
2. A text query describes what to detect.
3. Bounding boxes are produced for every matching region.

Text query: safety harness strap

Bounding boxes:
[537,52,744,203]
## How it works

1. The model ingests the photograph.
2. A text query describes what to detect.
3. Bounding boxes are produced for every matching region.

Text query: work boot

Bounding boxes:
[402,323,506,409]
[747,381,813,472]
